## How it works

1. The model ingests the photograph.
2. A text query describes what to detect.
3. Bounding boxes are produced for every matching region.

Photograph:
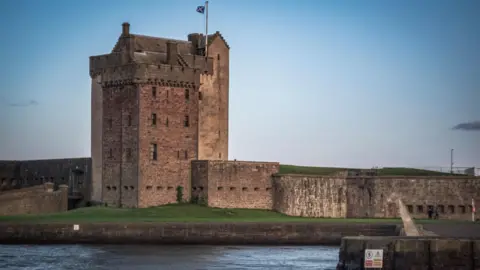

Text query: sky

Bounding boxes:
[0,0,478,169]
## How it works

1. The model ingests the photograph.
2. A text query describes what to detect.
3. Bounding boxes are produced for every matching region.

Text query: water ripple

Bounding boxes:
[0,245,339,270]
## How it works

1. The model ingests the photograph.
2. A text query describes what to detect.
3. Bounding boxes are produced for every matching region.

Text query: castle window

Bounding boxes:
[166,117,169,127]
[199,92,203,100]
[177,150,180,159]
[124,186,128,190]
[184,115,190,127]
[106,186,111,191]
[199,186,204,191]
[266,187,272,191]
[157,186,163,190]
[150,143,157,160]
[146,186,153,190]
[459,205,466,214]
[416,205,424,213]
[112,186,117,191]
[151,113,157,126]
[254,187,259,191]
[192,186,197,191]
[127,115,132,126]
[167,186,173,190]
[130,186,134,190]
[407,205,413,213]
[126,148,132,159]
[217,186,223,191]
[185,89,189,101]
[448,205,455,214]
[218,153,221,159]
[166,90,169,100]
[152,87,157,98]
[217,54,220,60]
[184,150,188,159]
[242,187,248,191]
[229,187,236,191]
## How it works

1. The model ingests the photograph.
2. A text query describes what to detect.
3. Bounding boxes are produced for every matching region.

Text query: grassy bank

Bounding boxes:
[0,204,403,223]
[279,165,458,176]
[0,204,462,224]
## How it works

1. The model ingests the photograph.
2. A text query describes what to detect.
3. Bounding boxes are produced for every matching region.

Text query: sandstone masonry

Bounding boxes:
[90,23,229,207]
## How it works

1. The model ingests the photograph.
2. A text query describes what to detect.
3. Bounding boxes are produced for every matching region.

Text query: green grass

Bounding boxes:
[0,204,465,224]
[0,204,402,224]
[279,165,459,176]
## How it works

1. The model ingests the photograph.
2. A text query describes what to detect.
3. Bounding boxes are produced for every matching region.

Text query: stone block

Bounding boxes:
[394,238,429,270]
[429,239,473,268]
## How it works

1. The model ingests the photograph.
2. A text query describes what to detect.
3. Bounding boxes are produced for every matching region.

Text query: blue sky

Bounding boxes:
[0,0,478,169]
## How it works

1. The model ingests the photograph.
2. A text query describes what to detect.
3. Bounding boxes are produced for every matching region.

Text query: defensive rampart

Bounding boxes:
[273,174,347,217]
[191,160,280,209]
[0,182,68,216]
[271,173,480,220]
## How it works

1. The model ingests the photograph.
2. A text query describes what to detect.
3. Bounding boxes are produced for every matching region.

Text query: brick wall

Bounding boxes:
[273,174,347,218]
[0,182,68,216]
[137,84,198,207]
[192,160,279,209]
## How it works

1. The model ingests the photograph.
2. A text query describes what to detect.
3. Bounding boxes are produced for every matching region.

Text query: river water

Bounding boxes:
[0,245,339,270]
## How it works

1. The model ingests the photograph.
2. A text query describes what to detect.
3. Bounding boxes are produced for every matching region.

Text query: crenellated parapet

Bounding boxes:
[98,62,214,88]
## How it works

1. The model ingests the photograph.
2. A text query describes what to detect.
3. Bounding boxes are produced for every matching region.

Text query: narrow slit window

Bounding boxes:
[184,115,190,127]
[151,113,157,126]
[151,143,157,160]
[152,87,157,98]
[185,89,189,101]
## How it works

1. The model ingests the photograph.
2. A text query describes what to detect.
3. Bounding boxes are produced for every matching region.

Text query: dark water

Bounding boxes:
[0,245,339,270]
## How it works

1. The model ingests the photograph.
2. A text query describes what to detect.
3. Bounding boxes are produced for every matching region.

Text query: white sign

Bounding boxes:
[364,249,383,268]
[73,224,80,231]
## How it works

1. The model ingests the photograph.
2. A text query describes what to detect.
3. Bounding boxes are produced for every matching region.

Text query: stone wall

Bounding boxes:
[0,182,68,216]
[0,158,91,201]
[346,176,480,219]
[0,223,398,246]
[90,74,103,203]
[273,174,347,218]
[197,34,229,161]
[337,236,480,270]
[102,85,139,208]
[191,160,280,209]
[137,84,198,207]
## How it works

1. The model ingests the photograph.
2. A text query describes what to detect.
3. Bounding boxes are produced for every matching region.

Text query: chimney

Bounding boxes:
[122,22,130,36]
[166,41,178,65]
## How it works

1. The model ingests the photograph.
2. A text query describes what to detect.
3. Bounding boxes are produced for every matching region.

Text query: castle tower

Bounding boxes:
[89,23,229,207]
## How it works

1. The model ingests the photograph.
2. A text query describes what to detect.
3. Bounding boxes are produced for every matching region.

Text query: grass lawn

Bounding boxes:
[279,165,459,176]
[0,204,463,224]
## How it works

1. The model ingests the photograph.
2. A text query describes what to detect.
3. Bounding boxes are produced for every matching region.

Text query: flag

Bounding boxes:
[196,5,205,14]
[473,199,476,213]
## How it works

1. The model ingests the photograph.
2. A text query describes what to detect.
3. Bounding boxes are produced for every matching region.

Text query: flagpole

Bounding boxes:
[205,1,209,58]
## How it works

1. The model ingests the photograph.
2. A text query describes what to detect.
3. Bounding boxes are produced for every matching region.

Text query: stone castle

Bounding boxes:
[0,23,479,219]
[89,22,229,207]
